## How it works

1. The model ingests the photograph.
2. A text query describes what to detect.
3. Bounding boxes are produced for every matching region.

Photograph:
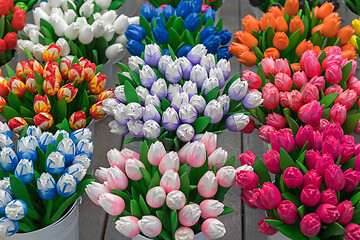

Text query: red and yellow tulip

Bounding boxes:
[97,88,114,102]
[0,96,6,113]
[89,101,106,120]
[16,61,31,82]
[60,59,71,80]
[43,43,61,62]
[10,76,26,98]
[28,59,44,76]
[26,72,37,93]
[34,94,51,114]
[57,83,78,103]
[34,112,54,130]
[8,117,27,134]
[89,73,107,95]
[43,75,60,96]
[68,63,85,84]
[44,62,62,84]
[69,110,86,130]
[80,58,96,82]
[0,76,9,97]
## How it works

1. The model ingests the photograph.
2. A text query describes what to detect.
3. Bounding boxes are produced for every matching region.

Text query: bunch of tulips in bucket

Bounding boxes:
[145,0,223,11]
[248,0,339,13]
[237,121,360,239]
[87,132,236,239]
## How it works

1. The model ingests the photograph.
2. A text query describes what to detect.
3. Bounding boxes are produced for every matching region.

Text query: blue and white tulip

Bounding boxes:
[5,200,28,221]
[56,138,75,163]
[14,159,34,184]
[37,173,57,200]
[46,151,66,175]
[0,147,19,172]
[57,173,77,197]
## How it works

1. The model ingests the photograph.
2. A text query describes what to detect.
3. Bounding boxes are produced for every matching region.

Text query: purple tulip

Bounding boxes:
[242,91,263,110]
[204,100,223,124]
[187,44,207,65]
[143,105,161,122]
[171,92,189,112]
[226,113,249,132]
[144,44,162,67]
[167,84,182,102]
[182,81,197,99]
[162,108,180,131]
[176,124,195,142]
[179,103,197,124]
[127,120,144,138]
[165,61,183,83]
[151,78,167,100]
[176,57,193,79]
[142,120,161,140]
[190,64,207,88]
[139,65,157,87]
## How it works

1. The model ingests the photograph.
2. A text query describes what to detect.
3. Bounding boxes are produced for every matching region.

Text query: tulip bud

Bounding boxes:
[14,159,34,185]
[115,216,140,238]
[325,164,345,192]
[198,171,218,198]
[316,203,340,224]
[178,204,201,227]
[343,223,360,240]
[125,159,145,181]
[301,185,320,207]
[56,173,77,197]
[187,44,207,65]
[98,193,125,217]
[283,167,303,189]
[186,142,206,168]
[182,81,197,99]
[336,200,354,226]
[0,147,18,172]
[258,217,277,236]
[235,170,259,190]
[85,182,111,206]
[160,170,180,194]
[262,83,279,109]
[166,190,186,210]
[138,216,162,238]
[259,182,281,210]
[344,169,360,192]
[162,108,180,131]
[145,186,166,209]
[176,124,195,142]
[303,170,322,189]
[276,200,299,225]
[298,100,324,126]
[300,213,321,236]
[175,227,194,240]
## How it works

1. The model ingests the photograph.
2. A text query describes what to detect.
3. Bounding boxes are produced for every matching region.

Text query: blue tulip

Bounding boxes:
[151,16,166,29]
[204,8,215,23]
[57,173,77,197]
[163,5,175,20]
[128,24,147,37]
[56,138,75,163]
[177,45,193,57]
[153,26,169,44]
[70,128,92,145]
[0,134,14,150]
[127,40,145,57]
[216,46,232,60]
[125,25,146,42]
[37,173,57,200]
[184,13,201,32]
[162,49,170,56]
[193,0,202,13]
[14,159,34,185]
[0,122,11,139]
[63,164,86,183]
[217,29,232,45]
[26,126,42,139]
[200,26,216,41]
[17,136,37,162]
[76,139,93,159]
[5,200,28,221]
[54,130,69,140]
[175,0,193,18]
[203,35,222,53]
[0,147,18,172]
[0,216,19,236]
[140,3,154,21]
[154,8,162,16]
[46,151,65,175]
[38,132,56,153]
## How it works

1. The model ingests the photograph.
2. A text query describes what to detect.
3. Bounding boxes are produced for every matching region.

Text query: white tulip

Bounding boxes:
[100,10,117,25]
[33,8,50,27]
[28,30,43,44]
[95,0,111,10]
[51,7,64,18]
[92,20,105,38]
[115,34,127,45]
[79,1,94,18]
[48,0,63,8]
[65,22,80,40]
[76,17,88,29]
[93,12,102,20]
[79,25,94,45]
[23,24,40,35]
[61,0,75,11]
[104,24,115,42]
[49,14,68,37]
[56,38,70,56]
[16,40,34,55]
[128,16,139,25]
[113,14,129,35]
[33,44,48,62]
[64,10,76,25]
[39,2,51,15]
[105,44,124,62]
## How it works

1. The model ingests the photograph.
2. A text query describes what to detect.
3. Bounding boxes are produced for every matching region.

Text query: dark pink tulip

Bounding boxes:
[335,89,357,110]
[322,55,343,70]
[241,189,257,209]
[262,83,279,110]
[270,129,296,153]
[263,149,281,174]
[261,58,276,78]
[298,100,324,126]
[296,125,314,149]
[354,155,360,171]
[258,125,276,143]
[293,71,308,90]
[275,73,292,91]
[309,76,325,91]
[302,83,319,103]
[300,50,318,69]
[277,200,298,224]
[303,55,321,78]
[316,203,340,224]
[350,80,360,97]
[315,154,334,177]
[313,118,331,133]
[337,200,354,226]
[300,213,321,237]
[259,182,282,210]
[258,217,278,236]
[342,135,355,145]
[323,122,343,141]
[301,185,320,207]
[235,170,259,190]
[279,91,290,108]
[283,167,303,189]
[288,90,304,112]
[320,189,338,205]
[306,150,321,170]
[275,59,291,76]
[266,113,287,130]
[322,136,341,161]
[344,169,360,193]
[340,142,355,165]
[324,84,344,96]
[325,164,345,191]
[249,188,267,210]
[330,103,347,125]
[326,65,342,84]
[312,131,323,151]
[239,150,256,166]
[302,170,322,189]
[343,223,360,240]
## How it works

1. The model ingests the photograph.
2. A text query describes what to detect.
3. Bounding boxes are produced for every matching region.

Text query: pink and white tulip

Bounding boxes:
[175,227,195,240]
[201,218,226,239]
[178,142,191,164]
[216,166,236,187]
[208,148,228,170]
[159,152,180,175]
[148,141,166,166]
[85,182,110,205]
[200,200,224,219]
[186,142,206,168]
[94,167,109,183]
[125,159,145,181]
[138,216,162,237]
[178,204,201,227]
[166,190,186,210]
[98,193,125,216]
[115,216,140,238]
[198,171,218,198]
[146,186,166,208]
[160,170,180,193]
[107,148,127,171]
[121,148,139,159]
[106,166,128,191]
[199,132,217,155]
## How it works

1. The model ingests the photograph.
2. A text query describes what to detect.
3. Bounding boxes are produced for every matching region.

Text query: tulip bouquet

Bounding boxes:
[237,121,360,239]
[87,133,235,239]
[0,44,112,134]
[229,0,353,67]
[246,46,360,143]
[249,0,339,13]
[106,43,262,150]
[145,0,223,11]
[0,123,94,236]
[125,1,231,59]
[0,0,26,66]
[18,0,135,65]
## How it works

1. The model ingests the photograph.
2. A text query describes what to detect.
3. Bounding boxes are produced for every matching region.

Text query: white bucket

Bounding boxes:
[7,199,80,240]
[0,51,27,77]
[268,232,291,240]
[133,232,208,240]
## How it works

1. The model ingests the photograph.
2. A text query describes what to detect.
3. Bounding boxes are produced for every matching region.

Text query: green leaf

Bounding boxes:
[20,106,34,118]
[265,220,308,240]
[179,172,190,199]
[139,195,151,215]
[40,19,56,41]
[204,86,219,103]
[223,73,240,95]
[219,206,234,216]
[156,210,171,231]
[56,97,67,124]
[7,92,22,114]
[148,171,160,190]
[170,210,178,237]
[139,141,151,171]
[173,17,184,35]
[192,116,211,134]
[281,192,302,207]
[215,18,223,32]
[139,167,151,186]
[117,62,130,72]
[285,115,299,137]
[0,16,4,39]
[321,222,346,239]
[253,46,264,61]
[224,156,236,167]
[124,80,140,104]
[5,64,15,77]
[295,161,309,174]
[140,15,152,38]
[111,189,131,210]
[161,98,171,111]
[320,93,339,108]
[130,200,142,219]
[280,148,295,171]
[129,71,142,86]
[10,175,34,209]
[168,27,180,50]
[253,156,271,184]
[343,112,360,135]
[34,71,44,95]
[2,106,20,120]
[339,60,353,85]
[282,29,301,57]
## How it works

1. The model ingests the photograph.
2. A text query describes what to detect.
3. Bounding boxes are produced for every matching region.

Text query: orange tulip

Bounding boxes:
[336,25,355,45]
[273,32,289,50]
[264,48,280,59]
[268,6,284,19]
[260,13,277,32]
[342,50,357,60]
[276,16,288,32]
[311,6,319,19]
[321,18,340,38]
[289,16,305,35]
[295,39,313,57]
[234,31,258,50]
[311,46,322,56]
[341,44,357,52]
[323,12,340,23]
[291,63,301,72]
[284,0,299,16]
[228,42,250,58]
[316,2,334,20]
[312,24,323,35]
[238,51,257,67]
[242,14,260,33]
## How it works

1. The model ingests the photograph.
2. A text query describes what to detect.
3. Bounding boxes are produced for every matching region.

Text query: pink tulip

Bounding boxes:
[302,170,322,189]
[322,55,342,71]
[201,218,226,239]
[200,199,224,219]
[344,169,360,192]
[235,170,259,190]
[300,213,321,237]
[355,120,360,135]
[121,148,139,159]
[98,193,125,216]
[263,149,281,174]
[125,159,145,181]
[340,142,355,165]
[249,188,268,210]
[303,55,321,78]
[258,217,278,235]
[115,216,140,238]
[178,142,191,164]
[175,227,194,239]
[241,189,258,209]
[348,76,359,89]
[107,148,127,171]
[94,167,109,183]
[342,135,355,144]
[262,83,279,110]
[348,60,357,79]
[312,131,323,151]
[275,59,291,76]
[330,103,347,125]
[85,182,111,206]
[243,70,262,89]
[198,171,218,198]
[275,73,292,91]
[166,190,186,210]
[270,128,296,153]
[178,204,201,227]
[355,155,360,171]
[279,91,290,108]
[208,147,228,170]
[298,100,324,126]
[258,125,277,143]
[305,149,321,170]
[146,186,166,208]
[186,142,206,168]
[315,154,334,177]
[337,200,354,225]
[277,200,299,224]
[324,84,344,96]
[316,203,340,224]
[334,89,358,110]
[325,164,345,191]
[320,189,338,205]
[322,136,341,160]
[293,71,308,90]
[261,58,275,78]
[288,90,304,111]
[201,4,211,12]
[259,182,281,210]
[301,185,320,207]
[266,113,287,130]
[106,166,128,191]
[323,122,343,141]
[296,125,314,149]
[300,50,318,69]
[138,216,162,237]
[313,119,331,133]
[309,76,325,91]
[148,141,166,166]
[343,223,360,240]
[283,167,303,188]
[350,80,360,97]
[216,166,236,187]
[160,170,180,193]
[159,151,179,175]
[301,83,319,103]
[238,150,256,166]
[326,65,342,84]
[199,132,217,155]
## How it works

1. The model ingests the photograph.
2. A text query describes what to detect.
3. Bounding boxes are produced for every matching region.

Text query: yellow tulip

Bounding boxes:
[349,35,358,49]
[352,19,360,36]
